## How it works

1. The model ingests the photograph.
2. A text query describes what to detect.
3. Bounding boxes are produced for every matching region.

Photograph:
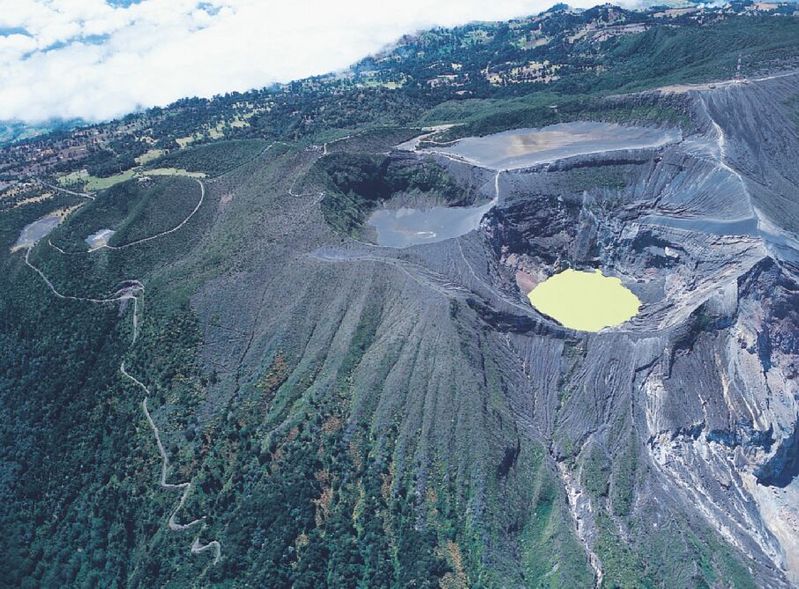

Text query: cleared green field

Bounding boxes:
[144,139,267,177]
[527,269,640,332]
[58,169,89,186]
[85,170,135,191]
[134,149,166,165]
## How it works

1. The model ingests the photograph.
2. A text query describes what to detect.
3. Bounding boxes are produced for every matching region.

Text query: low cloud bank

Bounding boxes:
[0,0,632,123]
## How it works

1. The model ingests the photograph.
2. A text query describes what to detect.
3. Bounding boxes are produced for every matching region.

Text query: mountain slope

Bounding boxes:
[2,5,799,588]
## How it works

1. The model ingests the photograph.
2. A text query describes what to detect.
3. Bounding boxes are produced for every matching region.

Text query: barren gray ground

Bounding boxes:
[422,121,681,170]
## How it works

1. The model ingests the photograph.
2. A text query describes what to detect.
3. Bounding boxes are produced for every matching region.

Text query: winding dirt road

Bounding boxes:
[47,178,205,255]
[37,179,95,200]
[20,178,221,566]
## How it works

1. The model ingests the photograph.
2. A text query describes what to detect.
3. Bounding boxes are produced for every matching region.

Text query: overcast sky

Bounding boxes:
[0,0,625,123]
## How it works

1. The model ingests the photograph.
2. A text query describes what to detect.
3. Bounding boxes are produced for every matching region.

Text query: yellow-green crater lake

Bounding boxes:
[527,269,641,332]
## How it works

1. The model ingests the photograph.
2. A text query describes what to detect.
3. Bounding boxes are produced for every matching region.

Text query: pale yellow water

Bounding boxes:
[527,269,641,332]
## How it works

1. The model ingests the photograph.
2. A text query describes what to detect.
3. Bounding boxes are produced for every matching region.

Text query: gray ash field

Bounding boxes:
[3,6,799,589]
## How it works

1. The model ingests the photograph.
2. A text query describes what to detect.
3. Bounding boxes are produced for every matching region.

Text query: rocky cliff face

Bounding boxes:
[502,76,799,586]
[285,75,799,586]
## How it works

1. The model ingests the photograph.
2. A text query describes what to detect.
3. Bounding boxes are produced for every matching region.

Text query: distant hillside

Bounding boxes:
[2,2,799,187]
[0,119,83,148]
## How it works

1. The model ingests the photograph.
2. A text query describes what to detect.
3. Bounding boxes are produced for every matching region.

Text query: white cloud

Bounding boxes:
[0,0,621,123]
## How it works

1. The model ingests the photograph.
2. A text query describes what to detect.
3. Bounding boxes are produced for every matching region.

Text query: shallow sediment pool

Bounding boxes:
[425,122,680,171]
[368,199,495,248]
[527,269,641,332]
[85,228,116,250]
[12,213,62,250]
